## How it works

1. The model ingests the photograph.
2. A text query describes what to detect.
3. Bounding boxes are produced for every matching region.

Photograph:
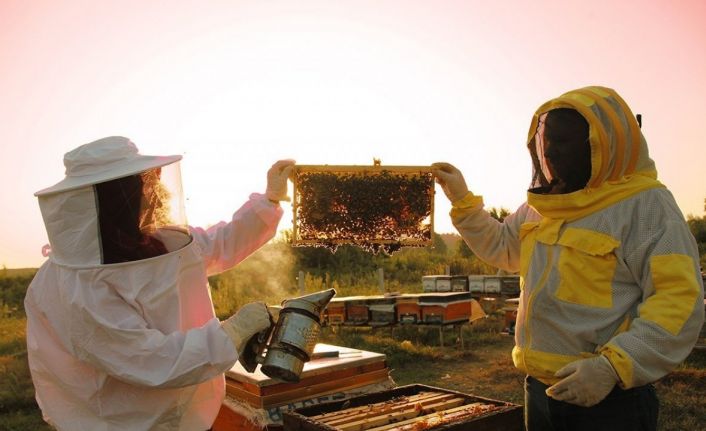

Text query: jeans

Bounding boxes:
[524,375,658,431]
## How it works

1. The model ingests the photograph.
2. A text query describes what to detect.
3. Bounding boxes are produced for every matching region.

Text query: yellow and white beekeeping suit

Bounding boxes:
[450,86,704,388]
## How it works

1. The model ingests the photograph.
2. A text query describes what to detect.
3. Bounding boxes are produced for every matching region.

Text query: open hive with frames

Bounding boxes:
[291,163,435,254]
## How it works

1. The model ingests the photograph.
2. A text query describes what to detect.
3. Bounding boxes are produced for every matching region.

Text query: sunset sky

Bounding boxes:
[1,0,705,269]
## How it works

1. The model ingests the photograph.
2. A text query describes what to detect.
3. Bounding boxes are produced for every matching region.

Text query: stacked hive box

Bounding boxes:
[345,296,372,325]
[367,297,397,326]
[418,292,474,324]
[450,275,469,292]
[324,293,479,327]
[214,344,393,431]
[422,275,451,292]
[395,294,421,324]
[325,298,347,326]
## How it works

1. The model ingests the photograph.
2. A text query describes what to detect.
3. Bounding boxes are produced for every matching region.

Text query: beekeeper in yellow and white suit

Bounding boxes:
[434,86,704,431]
[25,136,294,430]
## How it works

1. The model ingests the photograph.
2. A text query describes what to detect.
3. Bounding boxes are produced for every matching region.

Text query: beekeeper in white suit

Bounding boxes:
[25,136,294,431]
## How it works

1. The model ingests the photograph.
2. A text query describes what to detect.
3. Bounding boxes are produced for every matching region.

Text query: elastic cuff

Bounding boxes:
[451,191,482,209]
[598,354,620,381]
[266,191,291,202]
[599,344,632,389]
[220,321,244,354]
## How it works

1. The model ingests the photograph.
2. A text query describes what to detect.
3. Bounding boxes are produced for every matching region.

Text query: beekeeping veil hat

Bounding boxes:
[36,137,189,267]
[35,136,181,196]
[525,86,664,222]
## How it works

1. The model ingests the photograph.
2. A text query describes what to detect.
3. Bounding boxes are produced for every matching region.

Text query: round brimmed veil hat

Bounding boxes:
[35,136,182,197]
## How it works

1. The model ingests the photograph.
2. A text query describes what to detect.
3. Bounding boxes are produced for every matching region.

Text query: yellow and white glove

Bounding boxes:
[221,302,273,356]
[545,355,619,407]
[432,162,470,204]
[266,159,296,202]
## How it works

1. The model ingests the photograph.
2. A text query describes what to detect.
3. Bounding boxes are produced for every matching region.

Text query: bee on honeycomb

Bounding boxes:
[292,168,434,254]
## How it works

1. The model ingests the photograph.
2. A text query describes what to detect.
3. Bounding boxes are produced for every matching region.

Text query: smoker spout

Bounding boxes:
[282,288,337,317]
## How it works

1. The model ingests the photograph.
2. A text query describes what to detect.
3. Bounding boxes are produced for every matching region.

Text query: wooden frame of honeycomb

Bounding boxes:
[292,164,435,254]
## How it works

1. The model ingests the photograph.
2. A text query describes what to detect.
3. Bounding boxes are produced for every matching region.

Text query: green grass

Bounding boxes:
[0,269,36,279]
[654,348,706,430]
[0,317,52,431]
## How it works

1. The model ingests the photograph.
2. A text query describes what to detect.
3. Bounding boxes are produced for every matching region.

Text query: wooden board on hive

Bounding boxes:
[225,344,388,407]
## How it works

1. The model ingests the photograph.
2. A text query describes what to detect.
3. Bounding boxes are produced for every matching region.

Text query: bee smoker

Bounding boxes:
[239,288,336,383]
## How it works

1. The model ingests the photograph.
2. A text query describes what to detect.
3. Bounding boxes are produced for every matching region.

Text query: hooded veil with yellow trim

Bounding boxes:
[526,86,664,222]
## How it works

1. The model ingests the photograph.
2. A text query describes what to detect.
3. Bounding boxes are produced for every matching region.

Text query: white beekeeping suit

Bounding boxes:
[25,136,294,431]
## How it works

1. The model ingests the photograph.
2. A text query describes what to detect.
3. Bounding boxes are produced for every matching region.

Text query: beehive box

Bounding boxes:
[422,275,452,292]
[324,298,347,326]
[367,297,397,326]
[216,344,392,430]
[394,294,421,324]
[418,292,473,324]
[434,276,452,292]
[283,384,523,431]
[291,165,434,254]
[450,276,469,292]
[502,298,520,334]
[345,297,371,326]
[421,276,437,292]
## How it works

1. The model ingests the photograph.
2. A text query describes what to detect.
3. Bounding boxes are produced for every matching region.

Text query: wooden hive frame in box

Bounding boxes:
[292,164,434,254]
[283,384,523,431]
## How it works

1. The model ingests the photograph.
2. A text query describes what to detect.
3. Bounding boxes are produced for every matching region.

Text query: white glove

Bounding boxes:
[545,355,619,407]
[221,302,273,356]
[431,162,470,203]
[266,159,296,202]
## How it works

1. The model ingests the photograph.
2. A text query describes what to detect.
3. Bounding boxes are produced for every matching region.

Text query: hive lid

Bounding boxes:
[226,343,386,387]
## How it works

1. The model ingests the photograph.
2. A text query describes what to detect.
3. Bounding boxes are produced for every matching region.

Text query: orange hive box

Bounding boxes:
[214,344,393,431]
[344,296,372,326]
[418,292,474,324]
[395,294,421,324]
[323,298,346,326]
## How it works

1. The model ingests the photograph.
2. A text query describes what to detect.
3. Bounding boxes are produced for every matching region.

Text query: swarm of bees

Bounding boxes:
[292,166,434,254]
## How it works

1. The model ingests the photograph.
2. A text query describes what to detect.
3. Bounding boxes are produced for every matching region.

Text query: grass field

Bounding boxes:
[2,305,705,430]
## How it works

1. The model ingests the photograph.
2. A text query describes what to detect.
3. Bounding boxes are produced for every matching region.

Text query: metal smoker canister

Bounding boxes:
[240,289,336,383]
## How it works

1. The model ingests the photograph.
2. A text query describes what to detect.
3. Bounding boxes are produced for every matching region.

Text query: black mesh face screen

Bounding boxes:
[95,172,167,264]
[541,109,591,194]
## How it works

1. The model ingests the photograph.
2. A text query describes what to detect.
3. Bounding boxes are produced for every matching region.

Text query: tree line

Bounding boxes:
[3,208,705,319]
